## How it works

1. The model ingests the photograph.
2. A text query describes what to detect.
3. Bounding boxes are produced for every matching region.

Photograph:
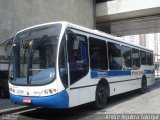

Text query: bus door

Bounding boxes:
[67,30,89,107]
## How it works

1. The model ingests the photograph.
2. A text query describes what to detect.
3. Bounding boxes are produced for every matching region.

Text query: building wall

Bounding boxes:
[0,0,94,42]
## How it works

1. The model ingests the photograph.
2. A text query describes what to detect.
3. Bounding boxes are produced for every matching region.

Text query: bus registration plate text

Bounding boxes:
[23,98,32,104]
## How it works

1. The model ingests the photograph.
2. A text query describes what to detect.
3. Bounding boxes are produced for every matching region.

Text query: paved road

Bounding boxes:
[0,98,19,110]
[1,80,160,120]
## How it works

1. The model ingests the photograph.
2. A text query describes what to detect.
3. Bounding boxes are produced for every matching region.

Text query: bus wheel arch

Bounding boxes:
[93,78,109,109]
[140,75,147,94]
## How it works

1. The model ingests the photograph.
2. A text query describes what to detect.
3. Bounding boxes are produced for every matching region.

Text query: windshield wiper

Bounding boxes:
[21,40,27,77]
[27,35,48,84]
[27,40,33,84]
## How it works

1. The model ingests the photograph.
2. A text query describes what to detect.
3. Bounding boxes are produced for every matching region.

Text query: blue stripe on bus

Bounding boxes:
[108,70,131,76]
[91,70,131,78]
[91,71,108,78]
[144,70,155,74]
[91,70,154,78]
[10,90,69,109]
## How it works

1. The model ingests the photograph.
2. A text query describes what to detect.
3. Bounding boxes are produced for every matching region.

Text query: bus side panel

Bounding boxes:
[68,74,97,108]
[69,89,79,107]
[109,77,141,96]
[146,74,155,86]
[69,86,96,108]
[141,66,155,86]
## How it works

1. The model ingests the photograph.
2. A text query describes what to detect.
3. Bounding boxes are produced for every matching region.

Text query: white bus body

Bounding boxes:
[9,22,155,109]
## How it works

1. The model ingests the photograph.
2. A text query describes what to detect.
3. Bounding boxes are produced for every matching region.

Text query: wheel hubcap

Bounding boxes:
[98,89,106,105]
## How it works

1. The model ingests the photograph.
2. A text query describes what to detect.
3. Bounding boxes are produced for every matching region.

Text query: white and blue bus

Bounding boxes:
[9,22,155,109]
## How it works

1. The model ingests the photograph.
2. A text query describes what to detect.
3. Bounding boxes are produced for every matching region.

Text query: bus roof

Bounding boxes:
[16,21,153,52]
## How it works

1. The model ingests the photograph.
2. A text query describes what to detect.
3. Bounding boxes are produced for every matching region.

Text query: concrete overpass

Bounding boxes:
[96,0,160,36]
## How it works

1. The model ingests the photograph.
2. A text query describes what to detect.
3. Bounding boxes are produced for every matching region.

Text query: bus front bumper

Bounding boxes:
[10,90,69,109]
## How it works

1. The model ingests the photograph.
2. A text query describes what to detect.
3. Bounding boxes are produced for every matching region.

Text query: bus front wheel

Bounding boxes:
[93,85,107,109]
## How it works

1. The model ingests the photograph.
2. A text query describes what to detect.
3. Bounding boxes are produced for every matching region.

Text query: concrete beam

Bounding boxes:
[96,0,160,36]
[97,7,160,23]
[110,15,160,36]
[97,15,160,36]
[96,0,160,22]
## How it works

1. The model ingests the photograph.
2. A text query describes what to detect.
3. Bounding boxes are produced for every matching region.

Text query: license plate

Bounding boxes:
[23,98,32,104]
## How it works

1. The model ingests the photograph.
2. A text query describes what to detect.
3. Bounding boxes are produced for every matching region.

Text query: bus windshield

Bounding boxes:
[10,24,62,85]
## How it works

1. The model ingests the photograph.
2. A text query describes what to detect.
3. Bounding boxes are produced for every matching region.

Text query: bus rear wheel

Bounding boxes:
[93,85,107,109]
[140,77,147,94]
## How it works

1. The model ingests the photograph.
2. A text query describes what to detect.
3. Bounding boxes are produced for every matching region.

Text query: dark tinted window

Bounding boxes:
[147,52,153,65]
[108,42,122,70]
[15,24,62,43]
[140,50,147,65]
[132,48,140,69]
[67,34,89,85]
[89,37,108,70]
[121,46,132,69]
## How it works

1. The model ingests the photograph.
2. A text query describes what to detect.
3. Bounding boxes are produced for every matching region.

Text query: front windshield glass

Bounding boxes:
[10,24,61,85]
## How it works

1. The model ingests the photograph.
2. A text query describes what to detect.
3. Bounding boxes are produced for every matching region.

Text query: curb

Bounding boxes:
[0,106,30,115]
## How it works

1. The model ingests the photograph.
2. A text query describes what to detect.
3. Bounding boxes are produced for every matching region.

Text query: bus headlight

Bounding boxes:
[9,88,15,93]
[40,89,57,96]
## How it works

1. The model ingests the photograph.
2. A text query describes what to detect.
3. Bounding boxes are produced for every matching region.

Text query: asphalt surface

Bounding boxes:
[1,79,160,120]
[0,98,19,110]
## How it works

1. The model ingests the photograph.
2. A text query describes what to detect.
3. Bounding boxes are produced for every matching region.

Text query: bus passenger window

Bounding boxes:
[67,34,89,85]
[132,48,140,69]
[89,37,108,70]
[108,42,122,70]
[147,52,153,65]
[140,50,147,65]
[121,46,132,70]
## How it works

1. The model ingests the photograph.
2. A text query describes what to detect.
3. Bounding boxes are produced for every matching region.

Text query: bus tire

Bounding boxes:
[140,77,147,94]
[93,84,107,109]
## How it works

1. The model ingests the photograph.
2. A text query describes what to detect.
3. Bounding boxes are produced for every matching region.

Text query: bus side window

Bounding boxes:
[108,42,122,70]
[89,37,108,70]
[132,48,140,69]
[140,50,147,65]
[67,33,89,85]
[147,52,153,65]
[121,45,132,70]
